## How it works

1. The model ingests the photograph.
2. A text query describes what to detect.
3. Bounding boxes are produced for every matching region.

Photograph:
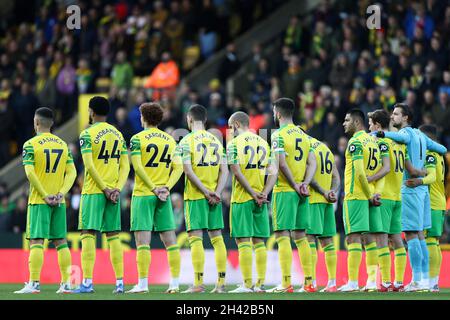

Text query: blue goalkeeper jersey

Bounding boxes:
[384,126,447,194]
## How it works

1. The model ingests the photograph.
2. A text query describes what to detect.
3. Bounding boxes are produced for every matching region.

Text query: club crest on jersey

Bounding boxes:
[426,155,435,163]
[380,144,388,151]
[349,144,356,153]
[79,139,84,147]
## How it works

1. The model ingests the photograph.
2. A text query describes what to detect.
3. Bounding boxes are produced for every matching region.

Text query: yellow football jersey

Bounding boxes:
[308,137,334,204]
[130,128,178,196]
[378,137,408,201]
[227,131,270,203]
[426,151,446,210]
[22,133,74,204]
[176,130,225,200]
[271,124,312,193]
[344,130,381,200]
[79,122,127,194]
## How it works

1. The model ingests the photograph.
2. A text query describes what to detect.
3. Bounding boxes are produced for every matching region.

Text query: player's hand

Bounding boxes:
[56,192,65,205]
[298,183,310,197]
[405,178,422,188]
[205,190,220,205]
[325,190,337,203]
[154,187,170,202]
[370,193,381,206]
[111,188,121,204]
[44,195,57,206]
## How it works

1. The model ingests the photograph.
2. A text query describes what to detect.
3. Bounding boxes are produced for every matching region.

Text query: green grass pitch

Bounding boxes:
[0,284,449,300]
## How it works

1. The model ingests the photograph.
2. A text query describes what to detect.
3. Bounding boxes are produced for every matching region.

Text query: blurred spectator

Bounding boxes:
[0,92,14,166]
[111,51,134,91]
[281,54,301,100]
[0,192,14,215]
[218,43,241,82]
[10,82,37,148]
[114,107,134,144]
[284,15,302,52]
[76,58,94,94]
[144,52,180,100]
[55,56,77,124]
[329,54,353,96]
[10,196,26,233]
[171,192,185,233]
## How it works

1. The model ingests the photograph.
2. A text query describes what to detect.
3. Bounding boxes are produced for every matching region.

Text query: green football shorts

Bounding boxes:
[307,202,336,237]
[380,199,402,234]
[26,204,67,240]
[343,199,369,235]
[184,198,224,232]
[230,200,270,238]
[368,203,384,233]
[272,191,310,232]
[78,194,121,232]
[131,195,175,232]
[426,209,445,237]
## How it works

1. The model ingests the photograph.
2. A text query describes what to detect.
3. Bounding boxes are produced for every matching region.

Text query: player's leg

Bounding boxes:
[402,193,424,291]
[182,199,207,293]
[15,204,51,294]
[77,194,104,293]
[319,237,337,292]
[418,193,432,290]
[292,195,313,291]
[389,200,406,291]
[364,203,384,291]
[229,200,253,292]
[127,195,155,293]
[339,200,369,292]
[306,235,317,288]
[267,192,295,292]
[51,204,73,293]
[426,209,445,292]
[103,195,124,293]
[155,198,181,293]
[208,201,227,292]
[377,200,395,291]
[306,203,325,290]
[252,202,270,292]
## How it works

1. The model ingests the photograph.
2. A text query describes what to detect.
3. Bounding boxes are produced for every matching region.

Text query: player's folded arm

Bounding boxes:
[422,154,438,185]
[24,165,49,198]
[304,150,317,185]
[60,162,77,196]
[131,153,156,190]
[116,151,130,191]
[81,151,107,191]
[384,130,411,144]
[425,134,447,155]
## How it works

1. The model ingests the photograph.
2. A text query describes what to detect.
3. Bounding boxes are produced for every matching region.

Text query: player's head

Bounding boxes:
[228,111,250,137]
[368,109,390,132]
[273,98,295,127]
[343,109,365,136]
[139,102,164,128]
[391,103,412,129]
[88,96,110,124]
[34,107,54,132]
[186,104,207,130]
[419,124,438,141]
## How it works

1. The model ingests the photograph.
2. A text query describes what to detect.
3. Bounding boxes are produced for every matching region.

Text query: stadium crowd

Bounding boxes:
[0,0,450,242]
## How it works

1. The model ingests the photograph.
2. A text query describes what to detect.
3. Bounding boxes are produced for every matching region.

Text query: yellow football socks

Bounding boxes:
[378,246,391,283]
[394,247,407,284]
[29,244,44,282]
[107,235,124,280]
[294,237,312,285]
[56,243,72,284]
[309,241,317,282]
[189,236,204,286]
[166,244,181,279]
[426,237,440,279]
[238,242,253,288]
[365,242,378,283]
[211,236,227,287]
[254,242,267,287]
[348,243,362,282]
[81,234,96,279]
[323,243,337,281]
[136,245,151,279]
[276,236,292,288]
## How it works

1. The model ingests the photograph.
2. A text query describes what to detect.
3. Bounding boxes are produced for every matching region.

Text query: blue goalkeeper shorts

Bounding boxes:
[401,191,431,232]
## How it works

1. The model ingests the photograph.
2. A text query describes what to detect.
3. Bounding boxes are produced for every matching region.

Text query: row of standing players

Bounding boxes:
[13,97,447,294]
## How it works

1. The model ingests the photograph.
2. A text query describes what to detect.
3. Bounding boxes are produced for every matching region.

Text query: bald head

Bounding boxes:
[229,111,250,128]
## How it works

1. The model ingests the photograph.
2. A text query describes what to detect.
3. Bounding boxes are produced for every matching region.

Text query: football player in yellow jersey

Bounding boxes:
[367,109,408,292]
[339,109,381,292]
[126,103,183,294]
[265,98,317,293]
[15,108,76,294]
[176,104,229,293]
[75,96,130,294]
[226,112,271,293]
[406,125,446,293]
[307,136,340,293]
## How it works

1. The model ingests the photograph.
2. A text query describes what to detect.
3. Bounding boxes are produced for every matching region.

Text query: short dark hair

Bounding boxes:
[394,103,413,124]
[273,97,295,118]
[188,104,207,122]
[140,102,164,126]
[347,108,365,124]
[419,124,437,138]
[35,107,54,120]
[89,96,110,116]
[368,109,390,129]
